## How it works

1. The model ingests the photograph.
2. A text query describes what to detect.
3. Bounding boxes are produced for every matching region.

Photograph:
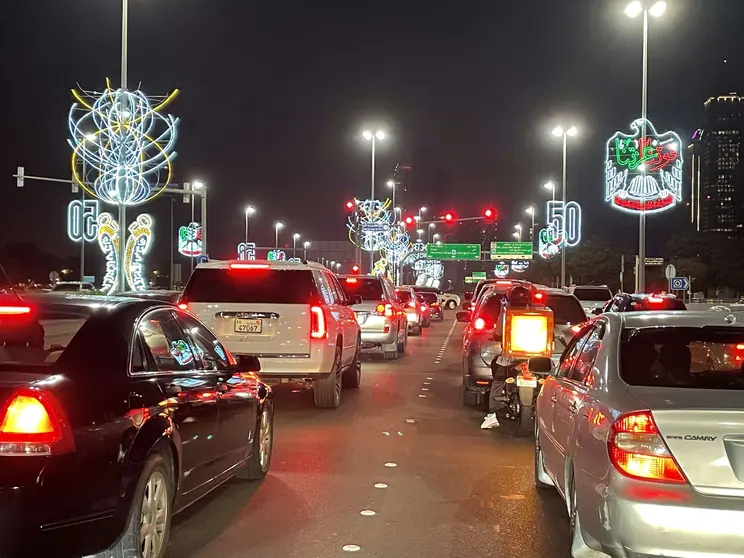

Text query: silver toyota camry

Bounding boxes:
[535,310,744,557]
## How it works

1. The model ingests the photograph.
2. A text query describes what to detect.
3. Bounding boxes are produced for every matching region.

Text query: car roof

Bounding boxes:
[614,311,744,329]
[533,285,573,296]
[195,259,325,270]
[25,292,157,310]
[339,274,384,281]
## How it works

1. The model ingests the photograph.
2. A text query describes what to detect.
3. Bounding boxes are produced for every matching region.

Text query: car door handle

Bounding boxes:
[569,401,580,414]
[215,383,229,393]
[165,384,182,395]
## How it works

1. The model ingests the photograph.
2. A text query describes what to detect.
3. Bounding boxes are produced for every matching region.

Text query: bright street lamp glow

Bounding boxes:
[543,181,555,191]
[525,206,535,215]
[303,241,311,248]
[245,205,256,215]
[649,1,666,17]
[414,215,421,222]
[566,126,578,137]
[293,233,301,240]
[625,1,643,17]
[420,207,427,213]
[417,229,425,235]
[514,224,522,231]
[274,222,284,230]
[552,126,564,137]
[386,180,395,188]
[436,241,442,245]
[394,206,401,213]
[375,131,386,140]
[362,130,373,140]
[84,133,97,143]
[429,223,436,229]
[512,232,520,239]
[330,260,336,266]
[193,180,205,189]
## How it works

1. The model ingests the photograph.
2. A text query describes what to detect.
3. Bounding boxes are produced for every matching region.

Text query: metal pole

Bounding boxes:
[170,198,174,289]
[370,136,376,272]
[244,212,249,244]
[620,254,625,293]
[638,8,649,293]
[80,160,86,288]
[560,132,567,288]
[121,0,128,90]
[117,0,129,293]
[275,227,279,249]
[190,192,195,274]
[201,190,207,257]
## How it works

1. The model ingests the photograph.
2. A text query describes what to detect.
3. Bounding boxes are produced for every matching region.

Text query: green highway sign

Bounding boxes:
[426,243,481,261]
[472,271,487,280]
[464,276,476,283]
[490,241,533,260]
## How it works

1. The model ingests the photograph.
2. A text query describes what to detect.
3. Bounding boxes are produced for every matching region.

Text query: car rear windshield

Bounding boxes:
[396,290,413,303]
[544,294,586,325]
[183,268,318,304]
[633,297,687,311]
[573,288,612,302]
[419,292,439,303]
[621,327,744,390]
[53,283,86,292]
[478,295,503,320]
[340,278,384,301]
[0,307,89,366]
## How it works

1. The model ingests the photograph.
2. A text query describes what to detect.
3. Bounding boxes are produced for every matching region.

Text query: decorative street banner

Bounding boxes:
[267,250,286,261]
[538,224,562,260]
[237,242,256,260]
[96,213,121,295]
[67,200,100,242]
[125,214,154,292]
[348,198,396,252]
[178,222,203,257]
[605,118,683,213]
[546,200,582,248]
[495,263,509,278]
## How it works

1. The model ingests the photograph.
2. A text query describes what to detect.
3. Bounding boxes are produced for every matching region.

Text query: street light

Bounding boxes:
[274,221,284,248]
[244,205,256,244]
[551,125,579,288]
[543,180,556,201]
[624,0,667,293]
[418,206,427,222]
[292,233,301,257]
[303,240,311,259]
[525,206,536,243]
[335,262,341,272]
[512,232,520,240]
[386,179,397,209]
[433,233,441,243]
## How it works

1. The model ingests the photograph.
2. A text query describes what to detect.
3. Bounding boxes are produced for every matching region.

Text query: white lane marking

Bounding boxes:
[360,509,376,516]
[424,381,431,385]
[343,544,362,552]
[421,388,429,391]
[426,377,433,380]
[433,320,457,363]
[405,418,416,423]
[382,431,390,436]
[384,462,397,468]
[418,394,427,398]
[500,494,526,500]
[397,431,403,436]
[374,482,388,489]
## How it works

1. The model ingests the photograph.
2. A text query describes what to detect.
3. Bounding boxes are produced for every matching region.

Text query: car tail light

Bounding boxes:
[0,389,75,456]
[533,292,545,302]
[408,301,417,308]
[230,263,269,270]
[0,305,32,315]
[647,296,664,304]
[432,302,440,307]
[375,303,393,317]
[310,306,327,339]
[177,301,189,310]
[421,304,428,311]
[345,277,358,284]
[608,411,686,484]
[570,324,583,334]
[473,317,486,330]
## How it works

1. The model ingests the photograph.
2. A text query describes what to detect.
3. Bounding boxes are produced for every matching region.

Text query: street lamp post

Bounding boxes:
[514,224,522,242]
[292,233,301,257]
[244,205,256,244]
[190,180,205,274]
[363,130,386,271]
[428,223,436,243]
[418,206,427,223]
[551,125,578,288]
[387,179,396,209]
[274,222,284,249]
[543,181,556,202]
[303,240,311,260]
[625,0,666,293]
[525,206,536,243]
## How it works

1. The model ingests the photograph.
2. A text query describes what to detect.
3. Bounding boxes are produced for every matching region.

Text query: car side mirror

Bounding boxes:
[591,308,602,316]
[236,354,261,373]
[456,311,471,323]
[347,294,363,305]
[528,356,552,374]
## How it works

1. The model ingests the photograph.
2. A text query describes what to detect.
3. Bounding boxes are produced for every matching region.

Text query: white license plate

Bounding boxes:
[516,377,538,388]
[234,318,262,333]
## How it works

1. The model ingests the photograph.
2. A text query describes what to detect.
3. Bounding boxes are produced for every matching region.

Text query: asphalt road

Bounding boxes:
[165,317,571,558]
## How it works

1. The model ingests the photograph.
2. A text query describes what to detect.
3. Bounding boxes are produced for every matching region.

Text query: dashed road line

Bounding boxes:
[433,319,458,364]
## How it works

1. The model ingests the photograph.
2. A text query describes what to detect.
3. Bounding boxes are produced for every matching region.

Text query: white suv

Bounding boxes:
[180,260,362,408]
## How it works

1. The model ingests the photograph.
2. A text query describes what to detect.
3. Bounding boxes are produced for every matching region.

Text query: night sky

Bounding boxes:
[2,0,742,273]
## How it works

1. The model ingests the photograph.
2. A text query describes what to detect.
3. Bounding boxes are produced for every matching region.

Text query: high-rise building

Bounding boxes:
[392,163,412,212]
[694,94,744,236]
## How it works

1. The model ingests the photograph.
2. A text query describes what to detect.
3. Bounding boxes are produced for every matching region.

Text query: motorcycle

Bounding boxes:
[502,357,553,436]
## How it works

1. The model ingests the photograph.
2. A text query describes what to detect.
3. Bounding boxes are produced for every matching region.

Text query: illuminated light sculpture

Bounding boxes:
[495,263,510,278]
[546,200,582,248]
[67,199,100,242]
[381,228,411,265]
[68,79,180,206]
[237,242,256,260]
[511,260,530,273]
[124,214,153,292]
[96,213,120,295]
[348,198,395,252]
[414,259,444,287]
[373,258,389,277]
[267,250,286,261]
[605,118,683,213]
[178,222,203,257]
[538,224,562,260]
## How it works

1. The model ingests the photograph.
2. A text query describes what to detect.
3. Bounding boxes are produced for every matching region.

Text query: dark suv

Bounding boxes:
[597,292,686,314]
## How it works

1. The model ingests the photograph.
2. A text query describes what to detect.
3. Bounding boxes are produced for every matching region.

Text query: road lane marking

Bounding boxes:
[434,319,458,364]
[384,462,397,468]
[343,544,362,552]
[360,509,376,516]
[374,483,388,489]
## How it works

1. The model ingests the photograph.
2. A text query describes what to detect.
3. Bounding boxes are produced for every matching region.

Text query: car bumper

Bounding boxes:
[405,311,421,325]
[358,316,398,348]
[231,343,333,379]
[584,472,744,557]
[464,351,492,391]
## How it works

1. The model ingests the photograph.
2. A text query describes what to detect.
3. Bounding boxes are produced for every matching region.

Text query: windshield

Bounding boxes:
[621,327,744,390]
[573,288,612,302]
[544,294,586,325]
[183,268,318,304]
[340,278,384,301]
[52,283,86,292]
[632,297,687,311]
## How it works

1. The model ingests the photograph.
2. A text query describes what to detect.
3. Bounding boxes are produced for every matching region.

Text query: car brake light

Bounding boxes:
[432,302,440,307]
[230,263,270,270]
[408,301,416,308]
[310,306,327,339]
[647,296,664,303]
[375,303,393,317]
[0,389,75,456]
[473,317,486,330]
[608,411,686,484]
[0,305,32,315]
[570,324,582,334]
[345,277,358,284]
[421,304,428,311]
[178,302,189,310]
[534,292,545,302]
[496,281,512,285]
[737,344,744,350]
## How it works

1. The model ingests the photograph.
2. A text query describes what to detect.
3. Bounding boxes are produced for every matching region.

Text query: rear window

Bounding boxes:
[340,277,384,301]
[633,297,686,311]
[183,268,317,304]
[544,294,586,325]
[621,327,744,390]
[396,290,413,303]
[419,293,439,303]
[478,295,503,321]
[53,283,86,292]
[573,288,612,302]
[0,309,89,366]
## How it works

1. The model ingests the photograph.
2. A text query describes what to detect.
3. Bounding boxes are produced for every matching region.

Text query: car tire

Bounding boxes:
[534,423,554,489]
[462,384,484,407]
[409,324,421,336]
[237,400,274,480]
[517,407,533,437]
[314,345,342,408]
[96,452,174,558]
[342,342,362,388]
[447,300,457,310]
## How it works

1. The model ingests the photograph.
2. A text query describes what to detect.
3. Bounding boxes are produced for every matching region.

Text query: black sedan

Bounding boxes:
[595,292,687,314]
[0,294,273,558]
[120,289,184,305]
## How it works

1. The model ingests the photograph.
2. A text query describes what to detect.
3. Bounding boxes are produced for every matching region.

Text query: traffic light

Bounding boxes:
[345,200,355,211]
[404,216,414,225]
[444,212,454,223]
[483,207,496,221]
[351,264,360,274]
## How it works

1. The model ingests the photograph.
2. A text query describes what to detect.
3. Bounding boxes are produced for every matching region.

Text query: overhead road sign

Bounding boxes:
[491,241,533,260]
[426,243,481,261]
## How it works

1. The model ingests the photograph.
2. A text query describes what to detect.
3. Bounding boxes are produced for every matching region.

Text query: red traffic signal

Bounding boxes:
[444,212,454,223]
[345,200,355,211]
[351,264,360,274]
[404,216,414,225]
[484,208,495,219]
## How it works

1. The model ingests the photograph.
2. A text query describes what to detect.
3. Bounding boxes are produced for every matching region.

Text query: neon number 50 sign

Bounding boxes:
[546,200,582,248]
[67,200,100,242]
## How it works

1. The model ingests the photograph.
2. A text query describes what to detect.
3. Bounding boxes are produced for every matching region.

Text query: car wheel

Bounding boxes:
[314,345,342,408]
[517,406,533,437]
[342,341,362,388]
[96,452,173,558]
[447,300,457,309]
[568,475,606,557]
[237,400,274,480]
[534,421,554,489]
[409,324,420,336]
[462,384,484,407]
